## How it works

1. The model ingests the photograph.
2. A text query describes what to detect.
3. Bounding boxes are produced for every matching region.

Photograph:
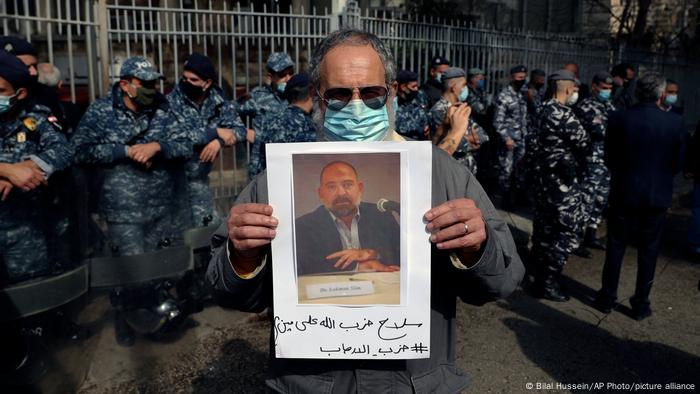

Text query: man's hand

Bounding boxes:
[504,137,515,151]
[128,142,161,164]
[4,163,45,191]
[447,103,470,138]
[200,139,222,163]
[217,128,236,146]
[326,248,378,270]
[247,128,255,144]
[227,203,278,274]
[438,103,471,155]
[0,179,13,201]
[424,198,487,267]
[357,260,400,272]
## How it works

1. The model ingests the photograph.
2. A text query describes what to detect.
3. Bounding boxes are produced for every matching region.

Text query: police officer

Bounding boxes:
[72,57,192,345]
[530,69,591,302]
[168,53,246,228]
[466,67,490,122]
[573,71,616,253]
[394,70,429,140]
[0,50,73,284]
[429,67,486,174]
[0,36,38,80]
[521,69,547,191]
[237,52,294,143]
[0,37,63,125]
[73,56,191,256]
[420,55,450,109]
[493,65,528,207]
[563,62,590,100]
[525,69,546,115]
[248,73,316,179]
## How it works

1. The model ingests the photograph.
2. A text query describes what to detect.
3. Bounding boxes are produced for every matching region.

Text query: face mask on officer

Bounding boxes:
[458,85,469,102]
[476,79,486,91]
[271,67,293,95]
[512,78,526,90]
[401,86,418,101]
[598,89,612,102]
[0,91,20,114]
[126,80,157,108]
[179,78,208,101]
[565,88,579,106]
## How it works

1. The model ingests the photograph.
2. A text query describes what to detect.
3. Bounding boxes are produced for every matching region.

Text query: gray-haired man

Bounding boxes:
[207,29,524,393]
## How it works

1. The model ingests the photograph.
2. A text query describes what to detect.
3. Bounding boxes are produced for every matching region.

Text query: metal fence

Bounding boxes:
[2,0,698,212]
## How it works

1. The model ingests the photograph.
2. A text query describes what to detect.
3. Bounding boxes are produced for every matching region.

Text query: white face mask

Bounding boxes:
[565,91,579,106]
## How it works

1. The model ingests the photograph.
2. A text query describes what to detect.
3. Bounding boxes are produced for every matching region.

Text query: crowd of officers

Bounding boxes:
[0,32,687,351]
[398,56,684,303]
[0,35,318,349]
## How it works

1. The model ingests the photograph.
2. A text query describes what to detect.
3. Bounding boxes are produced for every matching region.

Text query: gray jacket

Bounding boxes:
[206,145,525,394]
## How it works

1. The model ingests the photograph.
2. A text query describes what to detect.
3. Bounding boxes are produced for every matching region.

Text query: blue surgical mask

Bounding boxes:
[324,99,389,142]
[276,82,286,94]
[392,96,398,114]
[598,89,612,102]
[0,92,18,114]
[664,94,678,106]
[436,73,443,83]
[476,79,485,91]
[458,86,469,102]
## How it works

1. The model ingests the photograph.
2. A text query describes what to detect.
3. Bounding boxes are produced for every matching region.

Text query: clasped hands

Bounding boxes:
[0,160,46,200]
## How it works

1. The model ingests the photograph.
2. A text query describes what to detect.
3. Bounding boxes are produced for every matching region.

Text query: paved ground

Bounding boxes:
[7,203,700,394]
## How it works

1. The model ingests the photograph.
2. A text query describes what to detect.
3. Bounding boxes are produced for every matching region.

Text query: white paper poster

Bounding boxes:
[266,141,432,359]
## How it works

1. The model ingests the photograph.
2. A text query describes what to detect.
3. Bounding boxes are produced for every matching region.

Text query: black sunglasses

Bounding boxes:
[317,85,389,111]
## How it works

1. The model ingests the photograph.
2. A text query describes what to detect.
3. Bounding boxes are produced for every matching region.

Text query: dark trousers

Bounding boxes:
[599,205,667,308]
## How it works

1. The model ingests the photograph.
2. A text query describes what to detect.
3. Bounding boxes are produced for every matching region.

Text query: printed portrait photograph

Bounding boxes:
[292,152,402,305]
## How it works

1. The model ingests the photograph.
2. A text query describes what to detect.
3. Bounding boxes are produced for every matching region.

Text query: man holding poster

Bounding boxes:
[207,29,524,393]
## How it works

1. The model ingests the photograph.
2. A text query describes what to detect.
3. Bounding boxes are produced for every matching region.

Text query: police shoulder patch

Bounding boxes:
[22,117,37,132]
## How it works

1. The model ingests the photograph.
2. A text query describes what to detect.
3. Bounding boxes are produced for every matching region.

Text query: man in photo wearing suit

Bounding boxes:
[594,72,687,320]
[295,160,400,276]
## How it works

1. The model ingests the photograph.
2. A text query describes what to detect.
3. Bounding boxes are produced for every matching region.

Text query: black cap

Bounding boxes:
[396,70,418,84]
[284,72,310,93]
[510,65,527,74]
[431,56,450,68]
[0,36,37,57]
[530,69,546,78]
[184,53,217,81]
[0,49,31,89]
[592,71,613,85]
